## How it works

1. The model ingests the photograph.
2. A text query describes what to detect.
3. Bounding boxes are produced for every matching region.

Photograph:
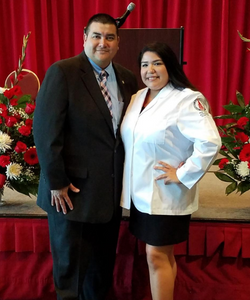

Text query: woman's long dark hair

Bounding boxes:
[138,42,197,91]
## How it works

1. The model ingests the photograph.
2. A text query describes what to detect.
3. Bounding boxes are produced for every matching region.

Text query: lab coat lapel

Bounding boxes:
[140,85,174,114]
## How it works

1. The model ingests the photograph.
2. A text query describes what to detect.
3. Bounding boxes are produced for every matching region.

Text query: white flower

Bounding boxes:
[0,87,7,94]
[235,161,250,178]
[0,131,13,152]
[6,163,23,180]
[24,168,35,181]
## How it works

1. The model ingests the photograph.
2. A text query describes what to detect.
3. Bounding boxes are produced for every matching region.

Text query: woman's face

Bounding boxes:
[140,51,169,92]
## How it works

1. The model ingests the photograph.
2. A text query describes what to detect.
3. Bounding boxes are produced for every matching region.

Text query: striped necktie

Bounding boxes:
[99,70,112,117]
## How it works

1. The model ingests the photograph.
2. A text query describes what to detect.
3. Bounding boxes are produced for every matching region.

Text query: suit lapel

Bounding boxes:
[78,52,114,134]
[113,65,130,122]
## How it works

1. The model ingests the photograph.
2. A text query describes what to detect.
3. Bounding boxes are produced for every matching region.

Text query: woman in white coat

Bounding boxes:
[120,42,221,300]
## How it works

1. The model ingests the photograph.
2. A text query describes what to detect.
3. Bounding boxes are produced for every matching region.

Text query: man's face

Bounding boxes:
[84,22,120,69]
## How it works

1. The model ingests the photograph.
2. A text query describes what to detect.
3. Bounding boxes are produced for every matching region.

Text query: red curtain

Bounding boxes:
[0,0,250,119]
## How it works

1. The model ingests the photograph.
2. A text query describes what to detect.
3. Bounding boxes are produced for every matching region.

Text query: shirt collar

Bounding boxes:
[87,57,113,77]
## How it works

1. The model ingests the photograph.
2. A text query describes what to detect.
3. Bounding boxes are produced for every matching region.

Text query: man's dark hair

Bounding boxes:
[84,13,118,35]
[138,42,197,91]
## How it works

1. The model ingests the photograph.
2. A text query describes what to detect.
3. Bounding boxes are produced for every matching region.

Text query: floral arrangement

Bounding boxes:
[214,91,250,195]
[0,32,40,197]
[213,31,250,195]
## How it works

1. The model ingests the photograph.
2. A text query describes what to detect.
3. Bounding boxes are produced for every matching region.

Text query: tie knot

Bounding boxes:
[99,70,108,81]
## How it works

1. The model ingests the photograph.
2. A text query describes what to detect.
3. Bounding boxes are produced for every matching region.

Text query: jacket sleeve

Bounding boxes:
[176,93,222,189]
[33,63,71,190]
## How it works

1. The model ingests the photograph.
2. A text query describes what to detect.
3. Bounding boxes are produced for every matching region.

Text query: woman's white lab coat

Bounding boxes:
[120,83,221,215]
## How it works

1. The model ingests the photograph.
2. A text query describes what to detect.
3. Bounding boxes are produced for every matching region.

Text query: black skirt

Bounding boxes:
[129,201,191,246]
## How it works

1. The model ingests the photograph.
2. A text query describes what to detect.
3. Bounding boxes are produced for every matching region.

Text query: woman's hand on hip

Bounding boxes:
[154,161,184,184]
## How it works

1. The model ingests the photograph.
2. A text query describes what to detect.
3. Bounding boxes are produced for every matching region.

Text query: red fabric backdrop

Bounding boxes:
[1,219,250,300]
[0,0,250,119]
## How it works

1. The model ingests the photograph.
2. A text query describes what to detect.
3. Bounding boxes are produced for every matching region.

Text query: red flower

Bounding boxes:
[18,125,31,136]
[6,116,18,127]
[13,112,21,122]
[239,144,250,162]
[229,128,236,134]
[25,118,33,127]
[0,104,8,117]
[219,158,229,169]
[0,155,11,167]
[10,98,18,106]
[24,148,39,165]
[237,117,249,129]
[235,132,249,143]
[13,85,22,95]
[3,89,14,99]
[25,103,36,114]
[3,85,22,99]
[15,141,27,153]
[0,174,6,188]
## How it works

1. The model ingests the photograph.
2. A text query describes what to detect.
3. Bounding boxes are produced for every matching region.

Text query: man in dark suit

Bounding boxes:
[33,13,137,300]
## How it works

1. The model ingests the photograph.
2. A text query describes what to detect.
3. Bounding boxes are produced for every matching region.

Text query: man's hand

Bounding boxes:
[51,184,80,214]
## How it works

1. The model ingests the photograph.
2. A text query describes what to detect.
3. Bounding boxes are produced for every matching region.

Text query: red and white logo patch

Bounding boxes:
[193,98,208,116]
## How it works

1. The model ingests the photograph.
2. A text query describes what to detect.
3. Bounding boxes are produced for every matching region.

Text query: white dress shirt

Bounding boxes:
[120,83,221,215]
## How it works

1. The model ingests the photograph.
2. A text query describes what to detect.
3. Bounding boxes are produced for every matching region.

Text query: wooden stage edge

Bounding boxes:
[1,166,250,222]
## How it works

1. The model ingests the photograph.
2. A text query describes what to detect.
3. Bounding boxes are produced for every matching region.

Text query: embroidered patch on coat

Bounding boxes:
[193,98,209,117]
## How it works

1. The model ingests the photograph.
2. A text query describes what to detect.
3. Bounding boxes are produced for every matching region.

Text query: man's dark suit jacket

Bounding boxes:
[33,51,138,223]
